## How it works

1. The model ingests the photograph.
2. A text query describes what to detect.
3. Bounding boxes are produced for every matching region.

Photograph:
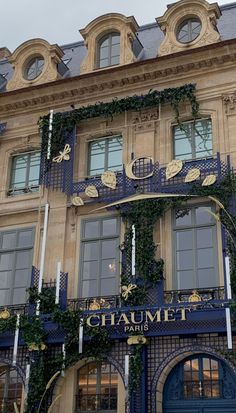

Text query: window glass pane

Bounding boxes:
[82,280,98,298]
[100,46,109,60]
[197,248,214,268]
[99,59,109,68]
[10,152,40,194]
[14,269,30,287]
[2,232,16,249]
[111,44,120,57]
[101,277,117,295]
[177,270,195,289]
[176,230,193,250]
[18,230,33,247]
[196,228,213,248]
[111,55,120,65]
[175,209,192,226]
[12,288,27,304]
[82,262,98,280]
[102,218,117,236]
[111,34,120,45]
[15,250,31,269]
[0,272,10,288]
[177,250,193,270]
[101,240,117,259]
[197,268,215,287]
[84,221,99,238]
[89,154,105,175]
[195,206,213,225]
[83,242,99,260]
[174,138,192,158]
[101,259,117,277]
[0,253,13,270]
[0,289,9,306]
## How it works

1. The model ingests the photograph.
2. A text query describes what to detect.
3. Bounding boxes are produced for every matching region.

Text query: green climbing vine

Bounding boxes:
[39,84,199,169]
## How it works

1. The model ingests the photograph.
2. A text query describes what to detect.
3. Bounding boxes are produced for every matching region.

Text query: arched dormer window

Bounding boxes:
[97,32,120,68]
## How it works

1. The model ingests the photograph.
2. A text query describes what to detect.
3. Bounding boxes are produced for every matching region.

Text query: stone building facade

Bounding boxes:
[1,1,236,412]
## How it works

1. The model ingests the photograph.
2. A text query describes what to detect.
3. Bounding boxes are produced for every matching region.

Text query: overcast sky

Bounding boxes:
[1,0,232,51]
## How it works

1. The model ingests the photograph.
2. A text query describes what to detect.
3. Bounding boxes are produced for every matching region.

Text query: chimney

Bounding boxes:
[0,47,11,60]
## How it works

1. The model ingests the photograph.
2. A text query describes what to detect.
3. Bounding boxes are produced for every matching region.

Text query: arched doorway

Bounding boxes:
[0,364,23,413]
[163,354,236,413]
[75,361,125,412]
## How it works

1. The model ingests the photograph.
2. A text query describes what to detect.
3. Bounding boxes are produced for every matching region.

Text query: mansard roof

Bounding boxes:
[1,2,236,91]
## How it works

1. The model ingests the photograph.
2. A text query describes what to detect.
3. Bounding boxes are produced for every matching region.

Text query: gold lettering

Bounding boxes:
[130,311,143,324]
[164,309,175,322]
[101,313,115,326]
[117,313,130,325]
[145,310,161,323]
[86,314,100,327]
[176,307,191,321]
[125,157,154,180]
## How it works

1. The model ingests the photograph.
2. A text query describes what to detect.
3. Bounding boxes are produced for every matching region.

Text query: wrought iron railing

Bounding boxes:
[68,295,121,311]
[164,286,225,305]
[0,303,28,316]
[75,394,117,412]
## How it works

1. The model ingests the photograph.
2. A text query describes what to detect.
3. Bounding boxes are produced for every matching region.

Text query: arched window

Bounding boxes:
[76,362,118,412]
[97,33,120,69]
[0,365,23,413]
[164,354,236,413]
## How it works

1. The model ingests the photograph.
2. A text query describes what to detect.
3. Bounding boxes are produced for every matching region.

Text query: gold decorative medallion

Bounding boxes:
[188,290,202,303]
[184,168,200,183]
[202,174,216,186]
[127,335,147,345]
[101,171,117,189]
[72,196,84,206]
[85,185,99,198]
[0,308,10,319]
[52,144,71,163]
[166,160,183,180]
[89,299,101,310]
[28,342,47,351]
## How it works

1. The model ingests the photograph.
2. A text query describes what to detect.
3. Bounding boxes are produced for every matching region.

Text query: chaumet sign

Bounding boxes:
[86,307,191,333]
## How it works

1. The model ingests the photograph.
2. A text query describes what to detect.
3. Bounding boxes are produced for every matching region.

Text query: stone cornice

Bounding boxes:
[1,38,236,115]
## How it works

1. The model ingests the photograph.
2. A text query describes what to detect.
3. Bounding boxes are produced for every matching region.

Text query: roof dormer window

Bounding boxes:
[25,56,44,80]
[177,18,202,44]
[98,32,120,68]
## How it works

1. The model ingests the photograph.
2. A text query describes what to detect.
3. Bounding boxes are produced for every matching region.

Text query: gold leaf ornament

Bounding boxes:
[184,168,200,183]
[202,175,216,186]
[166,160,183,180]
[52,144,71,163]
[85,185,98,198]
[0,308,10,319]
[101,171,117,189]
[72,196,84,206]
[121,284,137,300]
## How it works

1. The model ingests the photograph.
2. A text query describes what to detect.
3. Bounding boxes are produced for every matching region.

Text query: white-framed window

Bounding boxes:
[80,217,120,298]
[173,119,212,160]
[8,151,40,196]
[97,32,120,69]
[88,136,122,176]
[173,205,219,290]
[0,227,34,305]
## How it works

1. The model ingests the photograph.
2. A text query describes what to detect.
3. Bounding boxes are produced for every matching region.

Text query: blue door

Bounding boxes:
[163,355,236,413]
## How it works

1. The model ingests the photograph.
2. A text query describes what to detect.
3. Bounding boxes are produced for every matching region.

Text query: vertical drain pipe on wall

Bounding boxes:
[225,255,233,349]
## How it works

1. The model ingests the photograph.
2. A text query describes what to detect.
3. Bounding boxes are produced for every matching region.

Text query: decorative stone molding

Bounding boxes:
[223,92,236,114]
[157,0,221,56]
[132,108,160,131]
[7,39,64,91]
[79,13,139,74]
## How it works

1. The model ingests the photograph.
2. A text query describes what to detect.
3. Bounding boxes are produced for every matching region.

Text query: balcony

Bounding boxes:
[164,286,225,306]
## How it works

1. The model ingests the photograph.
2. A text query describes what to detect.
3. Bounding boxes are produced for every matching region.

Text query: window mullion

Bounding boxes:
[26,154,30,187]
[105,139,109,171]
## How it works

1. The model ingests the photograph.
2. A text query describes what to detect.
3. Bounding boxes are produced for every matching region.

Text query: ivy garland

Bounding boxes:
[120,198,185,306]
[39,84,199,169]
